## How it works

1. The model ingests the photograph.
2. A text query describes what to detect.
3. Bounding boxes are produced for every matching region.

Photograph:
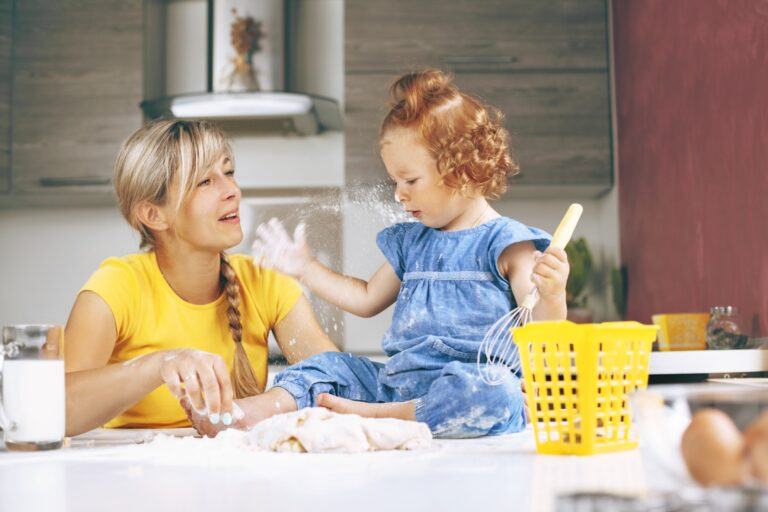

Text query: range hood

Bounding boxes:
[140,92,342,136]
[142,0,343,136]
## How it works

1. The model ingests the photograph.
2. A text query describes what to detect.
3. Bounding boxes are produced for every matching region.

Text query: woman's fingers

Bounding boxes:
[212,357,234,424]
[180,365,206,414]
[161,365,184,399]
[197,364,222,423]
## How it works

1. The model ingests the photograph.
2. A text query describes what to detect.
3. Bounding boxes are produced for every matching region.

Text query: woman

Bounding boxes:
[64,119,337,436]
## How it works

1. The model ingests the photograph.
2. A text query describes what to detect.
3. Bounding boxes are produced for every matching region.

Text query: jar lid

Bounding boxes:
[710,306,738,315]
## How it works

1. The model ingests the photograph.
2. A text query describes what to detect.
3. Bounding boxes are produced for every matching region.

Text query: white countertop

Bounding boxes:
[650,349,768,375]
[0,427,667,512]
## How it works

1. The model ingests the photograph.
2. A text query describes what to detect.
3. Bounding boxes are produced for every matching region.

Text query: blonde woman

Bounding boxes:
[65,119,337,436]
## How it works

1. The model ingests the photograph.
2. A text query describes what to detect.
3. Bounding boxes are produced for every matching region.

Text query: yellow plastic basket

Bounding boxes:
[513,321,658,455]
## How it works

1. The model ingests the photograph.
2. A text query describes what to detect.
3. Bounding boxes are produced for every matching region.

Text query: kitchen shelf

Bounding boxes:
[650,349,768,376]
[140,92,343,136]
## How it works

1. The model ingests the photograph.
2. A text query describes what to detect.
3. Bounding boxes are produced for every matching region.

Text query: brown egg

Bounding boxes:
[744,410,768,484]
[681,408,748,486]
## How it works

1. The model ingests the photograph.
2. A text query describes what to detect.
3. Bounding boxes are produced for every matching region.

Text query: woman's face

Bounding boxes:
[165,154,243,252]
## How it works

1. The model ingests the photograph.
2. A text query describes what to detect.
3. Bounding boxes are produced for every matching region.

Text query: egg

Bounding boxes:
[744,410,768,484]
[681,408,748,486]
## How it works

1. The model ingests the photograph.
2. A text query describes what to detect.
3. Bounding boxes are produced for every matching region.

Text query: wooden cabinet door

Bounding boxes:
[345,0,612,193]
[11,0,142,194]
[0,0,11,194]
[614,0,768,336]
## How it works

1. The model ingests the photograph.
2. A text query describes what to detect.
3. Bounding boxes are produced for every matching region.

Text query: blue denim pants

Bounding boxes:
[273,351,526,439]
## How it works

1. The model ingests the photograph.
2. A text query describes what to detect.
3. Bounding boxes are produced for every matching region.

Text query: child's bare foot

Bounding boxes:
[317,393,416,421]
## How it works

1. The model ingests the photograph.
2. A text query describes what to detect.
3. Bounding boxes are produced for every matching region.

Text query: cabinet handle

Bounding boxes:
[38,177,111,187]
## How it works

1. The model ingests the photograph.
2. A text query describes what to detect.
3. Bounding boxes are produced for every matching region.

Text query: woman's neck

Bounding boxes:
[154,242,223,305]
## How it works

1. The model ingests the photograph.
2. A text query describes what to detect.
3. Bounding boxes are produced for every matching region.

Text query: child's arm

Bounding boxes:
[253,219,401,318]
[498,241,569,321]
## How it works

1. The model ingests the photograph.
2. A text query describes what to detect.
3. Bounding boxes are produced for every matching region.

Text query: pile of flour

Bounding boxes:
[149,408,432,455]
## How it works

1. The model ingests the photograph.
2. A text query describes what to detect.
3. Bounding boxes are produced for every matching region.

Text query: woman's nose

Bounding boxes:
[222,178,241,200]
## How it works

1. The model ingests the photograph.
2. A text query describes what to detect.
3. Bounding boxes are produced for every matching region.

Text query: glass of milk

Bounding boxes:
[1,324,65,451]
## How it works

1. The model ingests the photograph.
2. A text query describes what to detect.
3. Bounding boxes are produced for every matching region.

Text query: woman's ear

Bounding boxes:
[135,200,171,233]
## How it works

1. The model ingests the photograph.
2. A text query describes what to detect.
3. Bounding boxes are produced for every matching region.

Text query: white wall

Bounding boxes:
[0,207,139,325]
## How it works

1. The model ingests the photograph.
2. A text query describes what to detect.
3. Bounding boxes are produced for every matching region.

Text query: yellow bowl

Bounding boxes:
[651,313,709,351]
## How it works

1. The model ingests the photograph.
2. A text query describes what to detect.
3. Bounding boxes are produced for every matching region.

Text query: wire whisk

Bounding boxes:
[478,204,584,385]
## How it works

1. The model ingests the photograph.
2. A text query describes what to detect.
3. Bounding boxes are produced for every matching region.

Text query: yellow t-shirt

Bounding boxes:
[80,251,303,428]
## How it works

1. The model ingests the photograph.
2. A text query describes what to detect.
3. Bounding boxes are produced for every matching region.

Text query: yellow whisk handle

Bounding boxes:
[549,203,583,250]
[521,292,538,310]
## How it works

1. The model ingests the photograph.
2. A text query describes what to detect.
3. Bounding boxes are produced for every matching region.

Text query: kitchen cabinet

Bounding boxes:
[345,0,612,194]
[9,0,142,195]
[0,0,11,194]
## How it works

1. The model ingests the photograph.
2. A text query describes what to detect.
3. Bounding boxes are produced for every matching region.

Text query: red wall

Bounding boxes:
[613,0,768,336]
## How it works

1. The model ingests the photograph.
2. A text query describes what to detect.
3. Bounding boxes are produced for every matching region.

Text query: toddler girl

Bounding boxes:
[249,69,570,438]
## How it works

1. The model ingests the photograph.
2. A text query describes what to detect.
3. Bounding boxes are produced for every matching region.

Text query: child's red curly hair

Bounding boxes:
[379,69,518,199]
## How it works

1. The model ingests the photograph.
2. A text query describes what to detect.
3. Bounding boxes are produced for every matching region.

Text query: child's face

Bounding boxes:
[381,128,477,230]
[165,154,243,251]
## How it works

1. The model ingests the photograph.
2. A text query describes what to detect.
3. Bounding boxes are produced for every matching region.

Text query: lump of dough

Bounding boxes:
[244,407,432,453]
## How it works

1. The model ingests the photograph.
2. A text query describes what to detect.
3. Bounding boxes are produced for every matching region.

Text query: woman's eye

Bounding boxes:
[197,178,211,187]
[226,169,236,177]
[406,179,418,185]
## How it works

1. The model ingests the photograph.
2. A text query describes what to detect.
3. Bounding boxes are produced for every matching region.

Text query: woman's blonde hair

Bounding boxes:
[114,119,262,398]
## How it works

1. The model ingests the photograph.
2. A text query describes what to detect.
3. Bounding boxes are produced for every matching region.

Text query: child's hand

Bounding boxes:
[531,247,569,303]
[252,218,314,279]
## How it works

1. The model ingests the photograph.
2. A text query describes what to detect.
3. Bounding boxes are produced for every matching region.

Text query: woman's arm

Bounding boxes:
[65,291,234,436]
[185,294,339,437]
[272,294,340,364]
[65,291,162,435]
[252,219,401,318]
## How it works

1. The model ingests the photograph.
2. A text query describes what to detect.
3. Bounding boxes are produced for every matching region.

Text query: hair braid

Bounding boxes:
[220,254,262,398]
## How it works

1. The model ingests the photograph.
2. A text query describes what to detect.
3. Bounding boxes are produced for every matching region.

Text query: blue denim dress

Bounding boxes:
[274,217,551,438]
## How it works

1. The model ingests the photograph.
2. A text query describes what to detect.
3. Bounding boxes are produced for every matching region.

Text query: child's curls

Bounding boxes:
[379,68,519,199]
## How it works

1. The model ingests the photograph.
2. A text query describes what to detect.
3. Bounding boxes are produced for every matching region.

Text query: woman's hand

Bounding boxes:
[251,218,314,279]
[531,247,569,303]
[181,397,246,437]
[158,349,234,426]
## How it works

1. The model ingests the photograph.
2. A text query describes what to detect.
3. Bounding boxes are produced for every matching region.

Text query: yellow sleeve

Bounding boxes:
[79,257,141,343]
[261,267,304,326]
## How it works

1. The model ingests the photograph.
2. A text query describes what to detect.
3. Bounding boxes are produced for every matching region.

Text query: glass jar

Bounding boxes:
[706,306,750,350]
